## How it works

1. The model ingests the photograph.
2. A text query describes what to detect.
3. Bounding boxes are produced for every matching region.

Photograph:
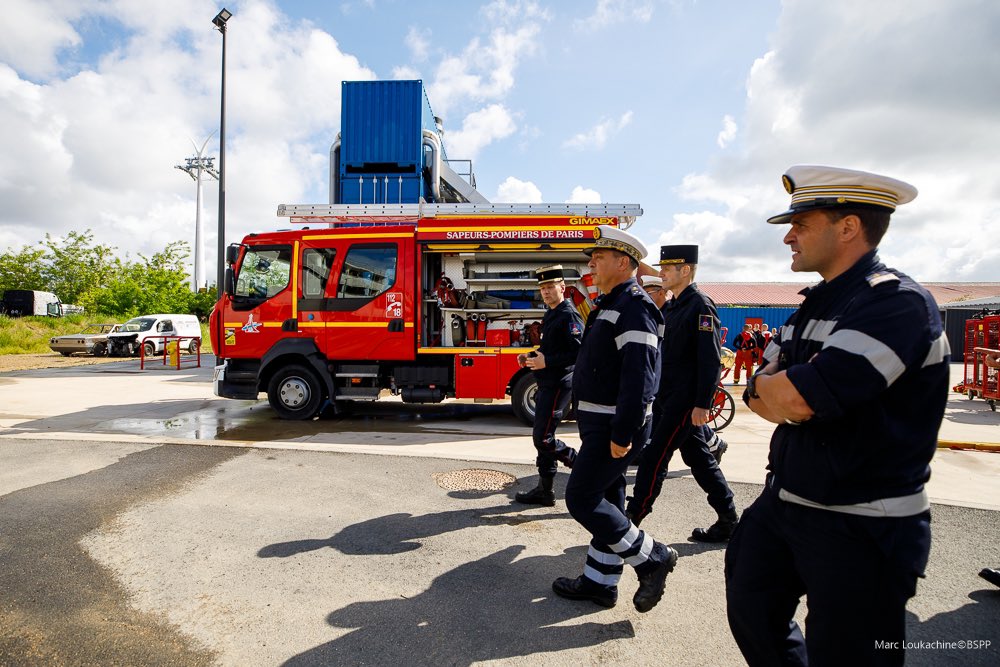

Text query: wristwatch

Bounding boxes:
[747,373,761,400]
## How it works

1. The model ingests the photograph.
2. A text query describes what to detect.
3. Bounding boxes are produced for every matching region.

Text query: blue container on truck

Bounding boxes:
[339,80,445,205]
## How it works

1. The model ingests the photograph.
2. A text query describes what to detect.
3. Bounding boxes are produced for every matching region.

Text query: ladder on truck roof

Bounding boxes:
[277,203,643,229]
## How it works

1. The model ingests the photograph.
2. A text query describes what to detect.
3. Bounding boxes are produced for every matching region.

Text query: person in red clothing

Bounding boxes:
[732,323,757,384]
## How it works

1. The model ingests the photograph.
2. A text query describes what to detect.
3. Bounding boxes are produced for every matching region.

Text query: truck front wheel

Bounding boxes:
[268,365,324,420]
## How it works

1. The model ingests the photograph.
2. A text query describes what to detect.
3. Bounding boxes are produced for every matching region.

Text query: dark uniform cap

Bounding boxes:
[536,265,565,285]
[767,164,918,225]
[582,224,647,262]
[657,244,698,265]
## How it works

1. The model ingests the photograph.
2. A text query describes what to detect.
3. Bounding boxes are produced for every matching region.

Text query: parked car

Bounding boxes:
[107,314,202,357]
[48,323,122,356]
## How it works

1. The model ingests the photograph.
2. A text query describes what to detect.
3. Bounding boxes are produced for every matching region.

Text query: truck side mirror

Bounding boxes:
[225,244,241,266]
[224,267,235,296]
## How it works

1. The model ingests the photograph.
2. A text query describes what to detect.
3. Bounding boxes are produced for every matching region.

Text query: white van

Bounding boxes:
[107,314,202,357]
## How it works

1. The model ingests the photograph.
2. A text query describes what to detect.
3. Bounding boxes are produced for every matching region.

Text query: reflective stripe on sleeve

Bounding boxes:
[822,329,906,386]
[800,318,837,343]
[577,401,653,417]
[657,324,665,337]
[596,310,620,324]
[615,330,659,350]
[922,332,951,367]
[763,340,780,362]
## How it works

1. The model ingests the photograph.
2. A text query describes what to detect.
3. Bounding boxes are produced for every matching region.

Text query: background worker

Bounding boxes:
[553,225,677,614]
[752,323,767,370]
[515,265,584,506]
[641,275,729,464]
[758,323,772,371]
[627,245,739,542]
[727,165,950,666]
[732,323,756,384]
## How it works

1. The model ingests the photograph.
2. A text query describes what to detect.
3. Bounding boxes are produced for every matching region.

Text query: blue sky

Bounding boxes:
[2,0,998,285]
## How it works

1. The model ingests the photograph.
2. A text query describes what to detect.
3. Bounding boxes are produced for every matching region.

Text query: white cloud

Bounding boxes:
[574,0,655,32]
[716,114,737,148]
[0,0,374,283]
[1,0,84,80]
[391,65,421,80]
[444,104,516,159]
[425,6,547,119]
[404,26,431,62]
[670,0,1000,281]
[495,176,542,203]
[563,111,633,150]
[566,186,601,204]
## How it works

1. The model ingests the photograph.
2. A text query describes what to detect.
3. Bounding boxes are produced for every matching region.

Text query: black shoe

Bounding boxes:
[633,543,678,613]
[980,568,1000,588]
[552,575,617,608]
[515,485,556,507]
[691,511,739,543]
[712,438,729,464]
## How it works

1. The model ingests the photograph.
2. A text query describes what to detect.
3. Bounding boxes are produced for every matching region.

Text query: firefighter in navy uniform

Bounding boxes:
[626,245,739,541]
[552,225,678,613]
[726,165,951,666]
[515,265,583,506]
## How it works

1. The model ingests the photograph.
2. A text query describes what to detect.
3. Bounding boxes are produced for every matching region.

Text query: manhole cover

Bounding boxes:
[433,468,517,492]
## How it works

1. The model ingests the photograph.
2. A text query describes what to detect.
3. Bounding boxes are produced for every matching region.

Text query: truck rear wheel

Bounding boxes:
[268,365,324,420]
[511,374,538,426]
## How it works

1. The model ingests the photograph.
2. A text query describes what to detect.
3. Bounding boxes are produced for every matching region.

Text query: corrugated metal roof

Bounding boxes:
[699,282,1000,307]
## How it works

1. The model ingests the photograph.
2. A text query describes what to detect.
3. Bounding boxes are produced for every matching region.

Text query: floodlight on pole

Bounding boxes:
[175,134,219,291]
[213,7,231,300]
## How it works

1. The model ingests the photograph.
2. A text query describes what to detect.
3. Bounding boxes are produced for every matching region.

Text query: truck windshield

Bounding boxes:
[235,247,292,299]
[121,318,155,332]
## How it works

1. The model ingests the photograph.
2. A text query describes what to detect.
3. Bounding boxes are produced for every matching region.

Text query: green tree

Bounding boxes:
[85,241,194,317]
[0,245,47,294]
[41,230,119,304]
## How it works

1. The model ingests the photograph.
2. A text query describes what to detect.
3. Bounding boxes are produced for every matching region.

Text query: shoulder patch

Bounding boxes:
[698,314,714,332]
[569,321,582,336]
[628,284,644,297]
[866,271,900,287]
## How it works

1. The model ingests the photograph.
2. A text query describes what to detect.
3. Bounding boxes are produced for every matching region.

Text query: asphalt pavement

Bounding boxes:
[0,360,998,666]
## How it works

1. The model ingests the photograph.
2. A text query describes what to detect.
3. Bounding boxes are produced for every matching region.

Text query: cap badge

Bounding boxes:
[782,174,795,194]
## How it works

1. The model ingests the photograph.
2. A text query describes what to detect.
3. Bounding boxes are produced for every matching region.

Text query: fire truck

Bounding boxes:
[209,80,644,423]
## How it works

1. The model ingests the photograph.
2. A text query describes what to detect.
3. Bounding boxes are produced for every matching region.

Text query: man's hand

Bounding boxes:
[610,441,631,458]
[691,407,710,426]
[516,353,528,368]
[525,350,546,370]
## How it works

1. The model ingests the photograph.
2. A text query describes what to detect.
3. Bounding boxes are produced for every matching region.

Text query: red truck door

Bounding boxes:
[298,230,416,361]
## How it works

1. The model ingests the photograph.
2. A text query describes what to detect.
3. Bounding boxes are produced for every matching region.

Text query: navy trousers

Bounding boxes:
[532,381,577,477]
[725,482,931,667]
[565,417,657,590]
[628,402,735,524]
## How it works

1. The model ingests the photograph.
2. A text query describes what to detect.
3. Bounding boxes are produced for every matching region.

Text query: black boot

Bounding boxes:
[633,542,679,613]
[552,575,617,608]
[691,509,739,543]
[515,476,555,506]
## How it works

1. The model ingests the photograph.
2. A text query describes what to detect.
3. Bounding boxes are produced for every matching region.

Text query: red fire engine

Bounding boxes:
[210,203,642,422]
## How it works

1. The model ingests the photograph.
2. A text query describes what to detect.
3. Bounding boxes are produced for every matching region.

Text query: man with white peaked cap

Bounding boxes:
[726,165,950,666]
[551,224,678,613]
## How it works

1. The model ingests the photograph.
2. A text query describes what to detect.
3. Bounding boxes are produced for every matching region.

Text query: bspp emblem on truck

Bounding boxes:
[385,292,403,318]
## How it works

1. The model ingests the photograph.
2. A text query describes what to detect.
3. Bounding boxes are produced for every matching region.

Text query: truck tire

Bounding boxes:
[268,365,324,420]
[511,374,538,426]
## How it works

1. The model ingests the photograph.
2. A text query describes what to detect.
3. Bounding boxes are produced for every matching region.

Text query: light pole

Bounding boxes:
[213,7,231,298]
[175,136,219,291]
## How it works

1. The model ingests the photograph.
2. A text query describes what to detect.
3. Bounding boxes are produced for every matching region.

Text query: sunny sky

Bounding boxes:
[2,0,997,286]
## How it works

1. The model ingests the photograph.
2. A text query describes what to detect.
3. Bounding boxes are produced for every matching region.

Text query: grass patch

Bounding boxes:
[0,314,211,356]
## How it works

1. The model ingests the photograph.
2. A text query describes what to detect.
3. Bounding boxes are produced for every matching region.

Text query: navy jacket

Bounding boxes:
[658,283,722,410]
[572,278,662,446]
[534,299,584,387]
[761,250,950,505]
